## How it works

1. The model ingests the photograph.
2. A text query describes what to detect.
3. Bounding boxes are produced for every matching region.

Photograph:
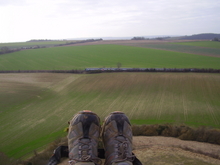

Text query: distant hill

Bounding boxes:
[66,33,220,41]
[177,33,220,40]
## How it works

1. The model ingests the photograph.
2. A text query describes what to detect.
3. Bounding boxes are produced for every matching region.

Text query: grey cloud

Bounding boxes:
[53,0,220,30]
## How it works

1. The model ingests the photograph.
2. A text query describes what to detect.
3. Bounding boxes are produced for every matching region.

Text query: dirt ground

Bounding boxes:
[58,136,220,165]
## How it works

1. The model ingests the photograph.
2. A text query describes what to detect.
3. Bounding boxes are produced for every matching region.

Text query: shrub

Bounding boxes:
[178,126,195,140]
[160,124,179,137]
[142,125,159,136]
[131,125,142,136]
[208,129,220,145]
[132,125,158,136]
[132,124,220,145]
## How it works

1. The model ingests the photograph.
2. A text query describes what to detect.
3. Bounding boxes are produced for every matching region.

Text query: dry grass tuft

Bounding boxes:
[132,125,158,136]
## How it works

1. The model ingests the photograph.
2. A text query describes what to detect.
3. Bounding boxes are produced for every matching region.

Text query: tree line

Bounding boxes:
[0,68,220,74]
[85,68,220,73]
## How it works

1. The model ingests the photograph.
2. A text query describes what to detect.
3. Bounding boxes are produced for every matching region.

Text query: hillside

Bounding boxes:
[1,73,220,159]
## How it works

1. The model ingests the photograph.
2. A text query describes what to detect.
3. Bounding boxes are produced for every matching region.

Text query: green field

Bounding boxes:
[0,44,220,70]
[0,73,220,159]
[122,41,220,57]
[173,41,220,49]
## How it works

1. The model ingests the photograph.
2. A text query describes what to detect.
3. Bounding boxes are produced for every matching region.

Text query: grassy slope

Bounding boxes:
[0,44,220,70]
[0,73,220,159]
[0,73,71,158]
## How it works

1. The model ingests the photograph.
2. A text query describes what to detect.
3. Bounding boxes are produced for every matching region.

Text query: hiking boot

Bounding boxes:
[68,110,101,165]
[102,111,134,165]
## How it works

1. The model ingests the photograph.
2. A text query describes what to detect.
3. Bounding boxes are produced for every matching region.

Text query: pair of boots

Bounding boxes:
[68,110,137,165]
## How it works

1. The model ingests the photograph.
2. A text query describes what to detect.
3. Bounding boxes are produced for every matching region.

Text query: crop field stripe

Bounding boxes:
[136,75,160,120]
[206,103,219,126]
[130,96,140,118]
[179,77,187,122]
[83,94,103,110]
[133,90,147,119]
[182,96,188,121]
[101,97,118,118]
[201,76,220,127]
[156,77,166,120]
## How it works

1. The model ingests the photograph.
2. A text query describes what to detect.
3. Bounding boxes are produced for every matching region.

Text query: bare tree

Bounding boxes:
[117,62,122,68]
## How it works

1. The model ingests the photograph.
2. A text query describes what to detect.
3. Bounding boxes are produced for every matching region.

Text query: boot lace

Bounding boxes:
[113,136,135,163]
[69,138,102,165]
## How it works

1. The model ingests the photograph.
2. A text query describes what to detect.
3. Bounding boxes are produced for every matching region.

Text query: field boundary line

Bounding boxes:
[1,68,220,74]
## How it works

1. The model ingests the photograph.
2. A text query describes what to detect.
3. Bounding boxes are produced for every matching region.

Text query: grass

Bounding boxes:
[122,41,220,57]
[0,72,220,159]
[0,44,220,70]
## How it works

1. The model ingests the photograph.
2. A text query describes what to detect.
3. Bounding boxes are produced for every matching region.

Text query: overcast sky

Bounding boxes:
[0,0,220,43]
